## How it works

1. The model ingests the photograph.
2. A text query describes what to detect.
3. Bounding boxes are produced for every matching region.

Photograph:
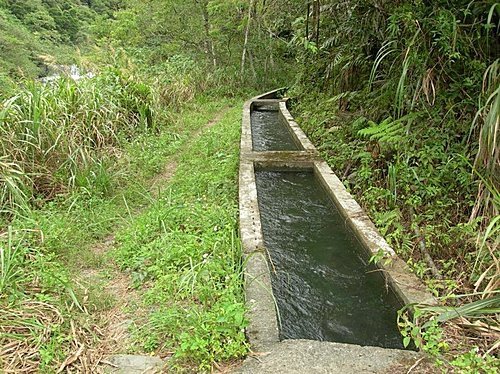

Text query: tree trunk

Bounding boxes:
[248,50,257,79]
[196,0,217,68]
[311,0,320,45]
[241,0,255,77]
[315,0,321,45]
[306,3,310,40]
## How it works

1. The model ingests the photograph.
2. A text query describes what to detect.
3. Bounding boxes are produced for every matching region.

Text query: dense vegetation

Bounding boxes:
[287,2,499,370]
[0,0,498,372]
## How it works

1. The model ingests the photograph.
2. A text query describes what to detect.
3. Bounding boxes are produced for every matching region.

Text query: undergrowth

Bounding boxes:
[114,106,248,371]
[0,90,236,372]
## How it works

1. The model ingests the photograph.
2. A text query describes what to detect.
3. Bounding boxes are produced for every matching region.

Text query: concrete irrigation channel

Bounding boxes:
[237,90,435,373]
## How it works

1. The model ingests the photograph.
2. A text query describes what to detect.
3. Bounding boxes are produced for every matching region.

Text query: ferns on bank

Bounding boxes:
[357,117,405,144]
[292,1,499,362]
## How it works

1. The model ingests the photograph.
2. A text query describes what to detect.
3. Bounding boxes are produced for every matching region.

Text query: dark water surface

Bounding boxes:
[255,170,406,349]
[251,109,300,151]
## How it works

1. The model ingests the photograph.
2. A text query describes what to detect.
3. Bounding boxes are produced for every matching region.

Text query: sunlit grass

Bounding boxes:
[114,106,248,371]
[0,92,235,372]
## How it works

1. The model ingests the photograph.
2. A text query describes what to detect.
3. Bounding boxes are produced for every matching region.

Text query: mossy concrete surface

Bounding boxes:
[237,89,434,372]
[235,340,420,374]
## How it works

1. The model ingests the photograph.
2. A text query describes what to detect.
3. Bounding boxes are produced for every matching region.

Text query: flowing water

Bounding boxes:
[251,108,301,151]
[40,64,95,83]
[255,170,406,349]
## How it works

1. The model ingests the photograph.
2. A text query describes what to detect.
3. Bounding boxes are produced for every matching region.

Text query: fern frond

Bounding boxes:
[357,116,405,143]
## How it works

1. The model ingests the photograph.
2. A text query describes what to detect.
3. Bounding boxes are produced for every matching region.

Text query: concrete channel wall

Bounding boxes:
[237,90,434,373]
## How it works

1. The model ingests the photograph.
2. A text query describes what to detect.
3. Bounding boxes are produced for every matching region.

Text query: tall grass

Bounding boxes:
[0,70,156,216]
[471,59,499,221]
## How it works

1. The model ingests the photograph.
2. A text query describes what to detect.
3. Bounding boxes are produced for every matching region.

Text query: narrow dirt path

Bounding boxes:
[74,108,230,373]
[85,235,137,365]
[149,107,229,195]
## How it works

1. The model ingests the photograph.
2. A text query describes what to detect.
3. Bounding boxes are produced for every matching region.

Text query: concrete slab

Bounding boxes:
[235,340,421,373]
[105,354,165,373]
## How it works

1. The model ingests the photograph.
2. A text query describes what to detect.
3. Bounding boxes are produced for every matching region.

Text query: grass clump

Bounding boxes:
[0,69,155,217]
[114,106,248,371]
[0,226,80,372]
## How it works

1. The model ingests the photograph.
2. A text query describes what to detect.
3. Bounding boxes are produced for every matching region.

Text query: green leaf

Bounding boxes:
[403,336,411,348]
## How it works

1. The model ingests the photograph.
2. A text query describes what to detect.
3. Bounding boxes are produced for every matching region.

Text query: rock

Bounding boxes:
[105,354,165,373]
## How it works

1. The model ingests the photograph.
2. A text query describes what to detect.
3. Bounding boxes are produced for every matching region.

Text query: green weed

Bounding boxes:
[1,91,235,372]
[114,106,248,371]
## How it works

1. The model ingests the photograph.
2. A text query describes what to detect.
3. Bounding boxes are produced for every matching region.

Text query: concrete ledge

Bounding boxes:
[252,99,281,107]
[239,160,279,351]
[279,101,317,152]
[237,89,434,372]
[235,340,420,374]
[254,88,287,100]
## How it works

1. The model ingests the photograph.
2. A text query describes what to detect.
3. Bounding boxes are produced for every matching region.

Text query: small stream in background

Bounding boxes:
[40,64,95,83]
